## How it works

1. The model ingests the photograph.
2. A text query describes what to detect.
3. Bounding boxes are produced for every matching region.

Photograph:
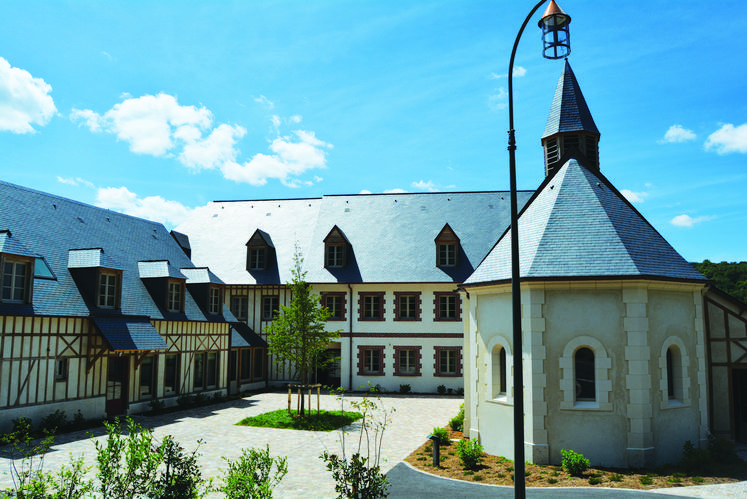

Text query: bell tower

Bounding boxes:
[541,60,600,177]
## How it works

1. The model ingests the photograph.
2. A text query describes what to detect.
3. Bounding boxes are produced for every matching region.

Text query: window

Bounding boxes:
[139,355,155,399]
[394,292,421,321]
[193,352,205,389]
[435,347,461,376]
[164,354,179,395]
[437,244,457,267]
[231,295,248,322]
[247,248,266,270]
[434,292,460,321]
[486,337,512,402]
[208,286,221,315]
[435,224,460,267]
[167,280,183,313]
[575,347,595,402]
[660,338,690,408]
[262,295,279,320]
[325,244,345,268]
[55,358,68,381]
[394,346,421,376]
[322,293,346,321]
[359,292,385,321]
[253,348,265,380]
[560,336,612,411]
[193,351,219,391]
[98,272,119,308]
[240,349,252,382]
[229,350,238,382]
[358,346,385,376]
[2,258,30,303]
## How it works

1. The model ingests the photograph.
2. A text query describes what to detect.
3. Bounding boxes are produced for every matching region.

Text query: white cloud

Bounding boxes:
[488,88,508,111]
[705,123,747,154]
[621,189,648,203]
[220,130,332,187]
[57,176,95,188]
[659,124,696,144]
[71,93,213,156]
[0,57,56,133]
[95,186,193,228]
[254,95,274,109]
[73,93,332,187]
[359,189,372,195]
[670,214,714,228]
[383,188,408,194]
[179,124,246,171]
[490,66,527,79]
[412,180,440,192]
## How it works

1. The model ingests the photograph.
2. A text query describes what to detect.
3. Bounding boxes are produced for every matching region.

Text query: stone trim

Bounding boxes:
[559,336,612,411]
[659,336,691,409]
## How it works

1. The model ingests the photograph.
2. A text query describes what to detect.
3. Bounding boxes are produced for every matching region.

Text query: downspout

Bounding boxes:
[348,283,353,390]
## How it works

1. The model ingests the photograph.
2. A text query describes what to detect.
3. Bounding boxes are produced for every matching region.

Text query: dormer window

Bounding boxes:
[97,270,121,309]
[2,257,32,303]
[324,226,349,269]
[435,224,460,268]
[248,247,266,270]
[246,229,274,272]
[167,280,184,313]
[208,286,221,315]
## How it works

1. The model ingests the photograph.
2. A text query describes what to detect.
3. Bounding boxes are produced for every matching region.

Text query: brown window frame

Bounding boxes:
[434,346,462,377]
[322,292,347,321]
[394,346,422,377]
[1,254,34,304]
[167,279,185,313]
[357,345,385,376]
[247,247,267,271]
[394,292,421,321]
[208,285,222,315]
[325,243,346,268]
[230,295,248,322]
[358,292,385,321]
[262,295,280,321]
[97,269,122,309]
[434,292,461,321]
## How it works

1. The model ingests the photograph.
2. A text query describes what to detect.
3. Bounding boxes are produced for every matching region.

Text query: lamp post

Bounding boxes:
[507,1,570,498]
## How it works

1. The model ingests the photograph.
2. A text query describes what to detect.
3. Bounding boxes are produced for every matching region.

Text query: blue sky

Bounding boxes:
[1,0,745,262]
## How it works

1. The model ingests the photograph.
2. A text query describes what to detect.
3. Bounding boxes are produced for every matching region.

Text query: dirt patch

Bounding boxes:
[404,431,745,490]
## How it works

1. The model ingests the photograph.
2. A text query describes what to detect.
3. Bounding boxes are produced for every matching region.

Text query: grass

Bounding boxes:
[236,409,362,431]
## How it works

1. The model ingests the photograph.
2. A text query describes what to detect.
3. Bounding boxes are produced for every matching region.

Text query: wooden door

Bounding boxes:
[106,356,128,416]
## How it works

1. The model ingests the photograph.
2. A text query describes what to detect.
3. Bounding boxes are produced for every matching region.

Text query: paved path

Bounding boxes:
[2,392,746,498]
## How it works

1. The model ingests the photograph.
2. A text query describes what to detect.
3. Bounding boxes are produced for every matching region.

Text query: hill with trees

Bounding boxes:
[692,260,747,304]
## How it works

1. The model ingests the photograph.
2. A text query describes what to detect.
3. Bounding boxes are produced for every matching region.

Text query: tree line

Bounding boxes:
[692,260,747,303]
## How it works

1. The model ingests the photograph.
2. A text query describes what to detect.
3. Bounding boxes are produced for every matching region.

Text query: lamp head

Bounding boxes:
[539,0,571,59]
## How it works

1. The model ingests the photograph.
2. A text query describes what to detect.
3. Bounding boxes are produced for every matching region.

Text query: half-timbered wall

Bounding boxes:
[0,315,106,433]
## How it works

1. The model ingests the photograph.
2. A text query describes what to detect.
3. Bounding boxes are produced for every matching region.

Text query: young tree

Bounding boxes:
[266,247,341,416]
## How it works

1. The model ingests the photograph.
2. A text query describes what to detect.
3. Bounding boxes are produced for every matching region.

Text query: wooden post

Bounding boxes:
[288,385,292,415]
[317,385,321,415]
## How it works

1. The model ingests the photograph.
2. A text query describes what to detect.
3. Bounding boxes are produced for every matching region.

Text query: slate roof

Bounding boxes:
[176,191,534,285]
[230,322,268,348]
[0,180,225,321]
[542,60,599,139]
[93,316,169,351]
[465,159,706,285]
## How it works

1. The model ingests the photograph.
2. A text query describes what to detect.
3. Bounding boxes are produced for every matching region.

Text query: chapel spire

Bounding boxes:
[541,60,600,177]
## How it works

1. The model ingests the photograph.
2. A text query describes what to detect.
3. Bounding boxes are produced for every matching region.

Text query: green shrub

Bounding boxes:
[609,473,623,482]
[456,439,484,470]
[40,410,67,433]
[399,384,411,394]
[219,445,288,499]
[321,452,388,499]
[639,475,654,486]
[473,474,483,481]
[708,434,739,464]
[680,440,712,475]
[449,403,465,433]
[430,427,450,446]
[548,478,558,484]
[437,384,446,395]
[560,449,590,477]
[692,476,704,483]
[455,387,464,396]
[588,476,602,485]
[153,435,210,499]
[149,398,166,414]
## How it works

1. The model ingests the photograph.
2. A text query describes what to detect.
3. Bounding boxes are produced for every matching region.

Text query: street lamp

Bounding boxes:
[507,1,570,498]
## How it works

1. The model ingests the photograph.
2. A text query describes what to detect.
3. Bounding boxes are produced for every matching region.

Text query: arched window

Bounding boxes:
[660,338,689,408]
[486,336,512,403]
[560,336,612,411]
[491,346,507,398]
[575,347,595,402]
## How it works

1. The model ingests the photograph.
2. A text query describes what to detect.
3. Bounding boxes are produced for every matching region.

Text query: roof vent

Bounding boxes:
[344,208,350,213]
[266,212,271,216]
[77,217,84,223]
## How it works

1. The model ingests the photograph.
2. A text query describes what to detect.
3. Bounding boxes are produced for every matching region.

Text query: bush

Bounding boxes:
[456,439,484,470]
[708,434,739,464]
[40,410,68,433]
[437,385,446,395]
[588,476,602,485]
[322,452,389,499]
[455,387,464,396]
[449,403,465,433]
[430,427,450,446]
[220,445,288,499]
[149,398,166,414]
[560,449,590,477]
[399,384,411,394]
[153,435,210,499]
[680,440,712,476]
